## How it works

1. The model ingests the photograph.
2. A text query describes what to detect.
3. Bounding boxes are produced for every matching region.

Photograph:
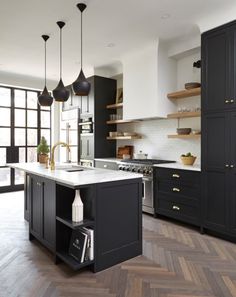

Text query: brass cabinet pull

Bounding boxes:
[103,164,107,168]
[230,164,234,168]
[37,182,41,186]
[172,174,180,178]
[172,205,180,211]
[172,187,180,192]
[225,100,230,104]
[225,164,229,168]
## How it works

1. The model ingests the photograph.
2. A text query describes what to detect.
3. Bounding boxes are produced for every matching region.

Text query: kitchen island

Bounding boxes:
[9,163,143,272]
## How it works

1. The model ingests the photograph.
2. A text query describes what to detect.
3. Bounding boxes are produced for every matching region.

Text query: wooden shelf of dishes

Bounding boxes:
[107,135,142,140]
[106,103,123,109]
[167,134,201,139]
[107,119,139,124]
[167,111,201,119]
[167,87,201,99]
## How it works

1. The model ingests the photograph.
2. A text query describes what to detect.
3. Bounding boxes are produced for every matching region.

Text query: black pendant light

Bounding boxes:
[53,21,69,102]
[38,35,53,106]
[72,3,91,96]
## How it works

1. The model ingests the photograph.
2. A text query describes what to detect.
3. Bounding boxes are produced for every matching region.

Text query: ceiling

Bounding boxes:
[0,0,235,86]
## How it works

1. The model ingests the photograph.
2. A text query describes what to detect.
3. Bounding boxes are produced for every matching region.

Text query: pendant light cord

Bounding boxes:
[81,10,83,70]
[60,27,62,79]
[44,40,47,86]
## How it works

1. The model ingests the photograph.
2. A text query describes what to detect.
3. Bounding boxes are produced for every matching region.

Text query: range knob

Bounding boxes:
[131,167,136,172]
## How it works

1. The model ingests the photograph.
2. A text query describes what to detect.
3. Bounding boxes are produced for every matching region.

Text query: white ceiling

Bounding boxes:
[0,0,236,86]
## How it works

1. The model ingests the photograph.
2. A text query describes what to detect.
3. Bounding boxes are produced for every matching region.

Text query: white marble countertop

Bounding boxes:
[153,162,201,171]
[94,158,122,163]
[8,163,143,187]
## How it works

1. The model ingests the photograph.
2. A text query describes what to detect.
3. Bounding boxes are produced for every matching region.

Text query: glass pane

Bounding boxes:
[41,105,50,111]
[19,148,25,163]
[27,91,38,109]
[27,110,37,127]
[27,129,37,145]
[41,111,50,128]
[15,169,24,185]
[27,147,37,162]
[0,108,10,126]
[0,148,6,166]
[0,87,11,107]
[14,128,25,146]
[15,89,26,108]
[69,131,78,146]
[0,168,10,186]
[70,146,78,163]
[0,128,10,146]
[15,109,26,127]
[41,129,50,145]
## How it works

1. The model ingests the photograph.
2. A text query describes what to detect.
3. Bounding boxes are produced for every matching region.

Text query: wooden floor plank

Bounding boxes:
[1,191,236,297]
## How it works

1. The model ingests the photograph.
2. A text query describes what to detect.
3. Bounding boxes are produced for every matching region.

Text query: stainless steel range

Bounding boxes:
[118,159,175,215]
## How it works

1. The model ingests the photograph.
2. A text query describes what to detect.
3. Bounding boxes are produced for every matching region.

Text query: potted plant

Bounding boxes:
[180,152,196,166]
[37,136,50,164]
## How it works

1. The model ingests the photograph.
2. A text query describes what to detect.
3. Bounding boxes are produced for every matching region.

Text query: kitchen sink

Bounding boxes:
[55,165,92,172]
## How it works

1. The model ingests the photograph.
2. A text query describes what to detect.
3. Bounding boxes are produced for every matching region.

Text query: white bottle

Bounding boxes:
[72,189,83,222]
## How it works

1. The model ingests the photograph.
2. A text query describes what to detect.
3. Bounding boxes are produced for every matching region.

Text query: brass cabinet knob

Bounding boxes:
[172,205,180,211]
[230,164,234,168]
[225,100,230,103]
[103,164,107,168]
[231,99,234,103]
[172,187,180,192]
[172,174,180,178]
[225,164,229,168]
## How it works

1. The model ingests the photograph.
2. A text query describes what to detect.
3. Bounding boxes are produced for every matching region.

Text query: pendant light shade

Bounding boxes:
[38,35,53,107]
[53,21,69,102]
[72,3,91,96]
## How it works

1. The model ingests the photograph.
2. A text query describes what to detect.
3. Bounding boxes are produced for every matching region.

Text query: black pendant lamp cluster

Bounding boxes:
[38,3,90,107]
[38,35,53,106]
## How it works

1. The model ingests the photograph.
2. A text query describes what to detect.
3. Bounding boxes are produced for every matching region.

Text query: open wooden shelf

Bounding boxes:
[107,119,139,125]
[167,111,201,119]
[167,87,201,99]
[56,216,94,230]
[56,251,94,271]
[107,135,142,140]
[106,103,123,109]
[168,134,201,139]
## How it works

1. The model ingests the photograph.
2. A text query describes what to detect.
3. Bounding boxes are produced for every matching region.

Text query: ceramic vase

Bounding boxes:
[72,189,83,222]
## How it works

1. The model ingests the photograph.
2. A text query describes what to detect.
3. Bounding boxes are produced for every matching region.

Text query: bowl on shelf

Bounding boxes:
[185,82,201,90]
[192,129,201,135]
[177,128,192,135]
[180,155,197,166]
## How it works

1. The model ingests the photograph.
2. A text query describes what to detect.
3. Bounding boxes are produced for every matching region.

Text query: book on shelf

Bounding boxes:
[69,230,88,263]
[81,227,94,261]
[68,227,94,263]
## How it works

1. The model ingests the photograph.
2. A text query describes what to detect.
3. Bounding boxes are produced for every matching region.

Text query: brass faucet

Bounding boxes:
[50,142,70,170]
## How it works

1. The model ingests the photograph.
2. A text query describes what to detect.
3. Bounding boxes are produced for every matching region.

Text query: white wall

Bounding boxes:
[116,50,201,164]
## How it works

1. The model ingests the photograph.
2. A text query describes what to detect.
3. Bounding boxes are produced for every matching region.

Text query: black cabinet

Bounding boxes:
[202,22,236,112]
[202,20,236,240]
[79,76,116,162]
[29,174,56,251]
[154,168,201,227]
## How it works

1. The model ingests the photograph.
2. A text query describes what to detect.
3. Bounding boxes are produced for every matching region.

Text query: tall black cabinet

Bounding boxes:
[202,20,236,239]
[63,76,117,164]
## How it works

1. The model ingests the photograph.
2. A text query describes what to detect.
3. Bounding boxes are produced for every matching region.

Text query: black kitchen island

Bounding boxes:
[9,163,142,272]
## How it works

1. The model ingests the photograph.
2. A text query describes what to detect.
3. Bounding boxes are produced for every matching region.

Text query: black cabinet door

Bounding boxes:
[202,113,230,231]
[202,28,230,112]
[229,25,236,108]
[30,176,43,238]
[42,179,56,250]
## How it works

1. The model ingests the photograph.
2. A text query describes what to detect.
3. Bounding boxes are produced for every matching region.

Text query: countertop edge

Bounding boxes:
[153,163,201,171]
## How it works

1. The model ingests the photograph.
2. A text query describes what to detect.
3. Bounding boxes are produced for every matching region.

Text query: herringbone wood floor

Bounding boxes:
[1,192,236,297]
